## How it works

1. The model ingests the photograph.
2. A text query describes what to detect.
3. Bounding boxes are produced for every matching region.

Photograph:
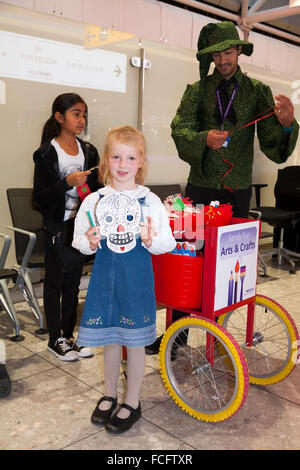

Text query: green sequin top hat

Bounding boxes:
[196,21,253,79]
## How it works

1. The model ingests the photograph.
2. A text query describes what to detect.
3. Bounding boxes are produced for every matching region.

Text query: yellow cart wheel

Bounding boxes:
[159,316,249,423]
[218,295,299,386]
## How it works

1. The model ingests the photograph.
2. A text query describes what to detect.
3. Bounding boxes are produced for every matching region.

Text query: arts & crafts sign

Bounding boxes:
[214,221,259,311]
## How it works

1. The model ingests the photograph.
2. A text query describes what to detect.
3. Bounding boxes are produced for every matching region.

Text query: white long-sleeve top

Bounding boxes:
[72,185,176,256]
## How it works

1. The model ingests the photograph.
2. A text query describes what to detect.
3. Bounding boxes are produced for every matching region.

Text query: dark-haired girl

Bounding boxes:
[33,93,101,361]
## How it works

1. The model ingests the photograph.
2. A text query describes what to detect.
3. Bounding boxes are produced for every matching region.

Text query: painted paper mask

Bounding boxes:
[95,193,141,253]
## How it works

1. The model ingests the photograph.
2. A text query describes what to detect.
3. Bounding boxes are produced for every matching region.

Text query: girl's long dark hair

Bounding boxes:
[41,93,88,145]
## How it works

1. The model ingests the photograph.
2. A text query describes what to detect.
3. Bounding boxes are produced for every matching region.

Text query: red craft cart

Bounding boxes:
[152,216,299,422]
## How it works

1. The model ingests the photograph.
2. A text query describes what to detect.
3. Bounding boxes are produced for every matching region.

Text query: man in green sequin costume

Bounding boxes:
[171,20,298,217]
[146,20,299,357]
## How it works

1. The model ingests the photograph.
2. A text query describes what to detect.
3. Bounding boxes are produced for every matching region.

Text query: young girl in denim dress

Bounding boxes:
[72,126,176,434]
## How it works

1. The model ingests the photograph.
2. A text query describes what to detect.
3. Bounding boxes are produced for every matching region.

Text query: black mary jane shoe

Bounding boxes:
[105,402,141,434]
[91,396,117,426]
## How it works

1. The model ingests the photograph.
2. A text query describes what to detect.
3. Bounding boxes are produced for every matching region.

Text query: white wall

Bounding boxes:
[2,0,300,72]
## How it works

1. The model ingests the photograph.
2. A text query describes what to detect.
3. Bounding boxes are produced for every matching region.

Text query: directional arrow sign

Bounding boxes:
[114,65,122,77]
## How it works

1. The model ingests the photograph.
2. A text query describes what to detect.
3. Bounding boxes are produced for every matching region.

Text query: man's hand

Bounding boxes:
[206,130,229,150]
[274,95,294,128]
[140,217,157,248]
[66,170,91,187]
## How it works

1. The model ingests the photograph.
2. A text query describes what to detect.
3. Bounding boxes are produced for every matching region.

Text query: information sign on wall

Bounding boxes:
[0,31,127,93]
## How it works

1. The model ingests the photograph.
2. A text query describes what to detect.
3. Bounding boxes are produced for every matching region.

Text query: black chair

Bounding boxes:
[251,167,300,274]
[6,188,44,269]
[148,184,182,202]
[6,189,47,334]
[274,166,300,254]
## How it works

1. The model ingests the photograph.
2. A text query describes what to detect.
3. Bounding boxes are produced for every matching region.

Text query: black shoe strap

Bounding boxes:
[120,402,140,415]
[98,395,117,406]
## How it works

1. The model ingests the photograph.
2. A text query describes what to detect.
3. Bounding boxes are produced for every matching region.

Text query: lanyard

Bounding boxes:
[216,82,239,130]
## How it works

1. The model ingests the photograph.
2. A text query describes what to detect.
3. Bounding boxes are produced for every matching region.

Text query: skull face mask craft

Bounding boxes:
[95,193,141,253]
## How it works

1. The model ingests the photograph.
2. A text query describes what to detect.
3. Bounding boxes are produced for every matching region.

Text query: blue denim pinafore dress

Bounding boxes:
[77,196,157,348]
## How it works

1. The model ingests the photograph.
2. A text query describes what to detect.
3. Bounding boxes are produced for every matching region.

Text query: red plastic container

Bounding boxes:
[204,204,233,227]
[152,253,203,309]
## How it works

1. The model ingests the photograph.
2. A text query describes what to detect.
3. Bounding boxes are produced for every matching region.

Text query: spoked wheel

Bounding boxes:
[159,316,249,422]
[218,294,299,385]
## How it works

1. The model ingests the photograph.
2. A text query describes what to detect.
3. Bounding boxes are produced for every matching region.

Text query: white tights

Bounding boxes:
[99,344,145,418]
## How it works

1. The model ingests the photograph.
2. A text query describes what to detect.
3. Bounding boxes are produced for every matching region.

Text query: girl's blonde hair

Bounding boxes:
[99,126,147,186]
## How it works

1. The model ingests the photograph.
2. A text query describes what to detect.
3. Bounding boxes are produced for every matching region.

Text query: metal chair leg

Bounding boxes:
[258,253,268,277]
[6,227,47,335]
[0,279,24,341]
[14,268,47,334]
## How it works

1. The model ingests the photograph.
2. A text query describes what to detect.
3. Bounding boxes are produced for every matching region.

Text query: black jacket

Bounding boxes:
[33,138,101,234]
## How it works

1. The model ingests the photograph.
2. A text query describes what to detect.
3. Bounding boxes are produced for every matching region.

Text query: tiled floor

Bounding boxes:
[0,254,300,451]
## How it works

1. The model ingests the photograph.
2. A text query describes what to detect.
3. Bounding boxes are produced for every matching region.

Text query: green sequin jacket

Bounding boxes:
[171,67,299,191]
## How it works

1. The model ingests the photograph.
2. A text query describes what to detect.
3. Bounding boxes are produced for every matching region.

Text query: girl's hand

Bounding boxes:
[66,170,91,187]
[86,226,101,251]
[140,217,157,248]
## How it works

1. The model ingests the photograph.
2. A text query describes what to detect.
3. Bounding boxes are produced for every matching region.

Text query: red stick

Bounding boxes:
[228,110,276,135]
[218,106,276,192]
